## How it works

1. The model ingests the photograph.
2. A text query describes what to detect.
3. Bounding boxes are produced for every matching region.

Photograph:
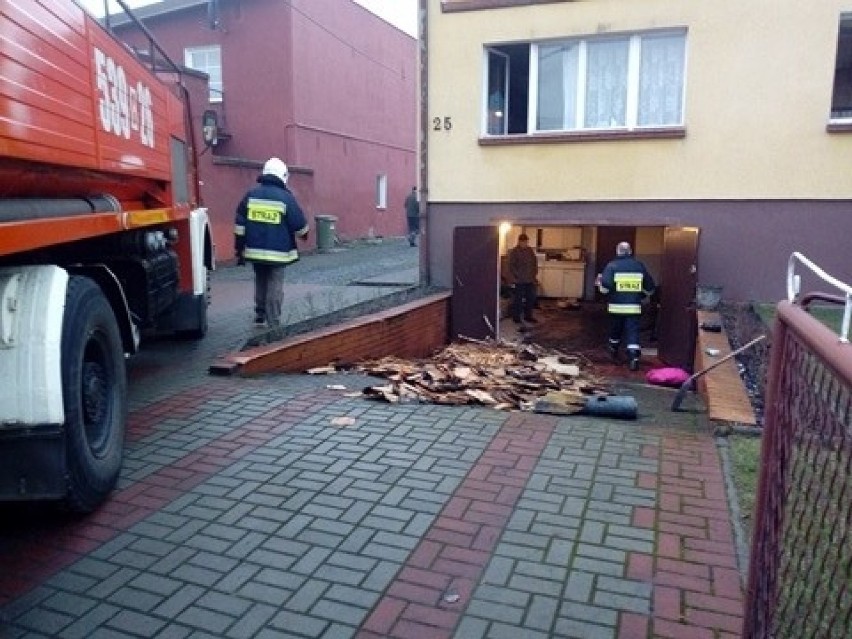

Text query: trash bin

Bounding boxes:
[315,215,337,252]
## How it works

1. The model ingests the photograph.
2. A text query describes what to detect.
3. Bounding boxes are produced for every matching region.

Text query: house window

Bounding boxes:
[376,174,387,209]
[484,30,686,135]
[831,15,852,121]
[185,45,223,102]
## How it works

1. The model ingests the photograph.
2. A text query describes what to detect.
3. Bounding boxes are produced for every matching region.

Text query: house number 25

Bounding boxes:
[432,116,452,131]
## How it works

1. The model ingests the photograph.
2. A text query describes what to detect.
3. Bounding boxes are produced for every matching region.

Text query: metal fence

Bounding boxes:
[743,254,852,638]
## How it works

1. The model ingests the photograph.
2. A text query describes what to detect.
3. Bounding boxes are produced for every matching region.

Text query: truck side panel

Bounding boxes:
[0,0,96,168]
[1,0,172,184]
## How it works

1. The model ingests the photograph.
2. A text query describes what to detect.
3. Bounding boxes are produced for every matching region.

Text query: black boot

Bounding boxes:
[628,349,641,371]
[607,342,619,362]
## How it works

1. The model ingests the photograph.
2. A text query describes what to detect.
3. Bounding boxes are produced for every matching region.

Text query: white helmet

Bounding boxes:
[262,157,289,184]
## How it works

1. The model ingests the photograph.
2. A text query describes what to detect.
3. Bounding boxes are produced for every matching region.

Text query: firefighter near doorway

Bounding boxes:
[596,242,656,371]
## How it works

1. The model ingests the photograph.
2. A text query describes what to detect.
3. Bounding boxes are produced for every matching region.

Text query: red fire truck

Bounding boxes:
[0,0,213,511]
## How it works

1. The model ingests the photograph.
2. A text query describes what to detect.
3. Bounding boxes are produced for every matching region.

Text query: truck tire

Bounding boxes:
[62,276,127,513]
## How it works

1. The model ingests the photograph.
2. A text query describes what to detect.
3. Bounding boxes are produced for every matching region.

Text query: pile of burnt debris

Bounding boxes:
[309,337,614,413]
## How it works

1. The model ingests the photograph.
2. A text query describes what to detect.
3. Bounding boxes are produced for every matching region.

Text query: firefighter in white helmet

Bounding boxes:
[234,157,309,327]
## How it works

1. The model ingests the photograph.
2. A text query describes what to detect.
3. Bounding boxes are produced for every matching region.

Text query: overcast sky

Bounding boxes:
[80,1,417,36]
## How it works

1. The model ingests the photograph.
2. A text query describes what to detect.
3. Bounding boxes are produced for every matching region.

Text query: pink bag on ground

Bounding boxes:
[646,367,690,387]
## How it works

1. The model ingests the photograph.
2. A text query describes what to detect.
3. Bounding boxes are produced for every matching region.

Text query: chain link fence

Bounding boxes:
[743,285,851,637]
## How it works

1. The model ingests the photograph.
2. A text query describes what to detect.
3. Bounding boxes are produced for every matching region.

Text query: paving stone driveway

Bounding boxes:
[0,240,745,638]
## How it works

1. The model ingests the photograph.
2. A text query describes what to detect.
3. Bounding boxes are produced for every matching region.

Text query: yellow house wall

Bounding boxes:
[427,0,852,202]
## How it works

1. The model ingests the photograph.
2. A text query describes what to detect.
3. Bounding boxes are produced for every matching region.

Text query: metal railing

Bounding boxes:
[787,252,852,343]
[743,254,852,638]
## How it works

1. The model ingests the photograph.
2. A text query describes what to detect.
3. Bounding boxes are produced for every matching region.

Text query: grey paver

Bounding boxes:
[310,599,368,626]
[45,572,98,596]
[465,600,524,625]
[152,584,205,618]
[106,609,166,636]
[12,607,73,635]
[56,603,120,639]
[175,605,235,633]
[562,571,595,603]
[481,556,515,586]
[285,579,330,613]
[268,611,329,638]
[361,560,401,592]
[107,586,163,612]
[224,603,277,639]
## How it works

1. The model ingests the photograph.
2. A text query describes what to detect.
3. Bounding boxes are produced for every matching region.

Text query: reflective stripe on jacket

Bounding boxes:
[598,256,655,315]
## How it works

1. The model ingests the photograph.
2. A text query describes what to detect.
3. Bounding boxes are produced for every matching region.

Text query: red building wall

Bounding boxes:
[110,0,417,259]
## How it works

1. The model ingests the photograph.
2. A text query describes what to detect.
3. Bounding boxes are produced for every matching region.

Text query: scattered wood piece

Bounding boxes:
[307,365,337,375]
[330,416,356,427]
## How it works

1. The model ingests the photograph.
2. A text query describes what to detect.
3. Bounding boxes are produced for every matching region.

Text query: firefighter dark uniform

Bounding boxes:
[234,158,309,327]
[597,245,656,370]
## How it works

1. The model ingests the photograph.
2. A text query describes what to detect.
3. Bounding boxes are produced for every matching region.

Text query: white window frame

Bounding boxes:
[483,48,510,135]
[184,45,223,103]
[484,29,687,136]
[376,174,388,209]
[531,32,685,132]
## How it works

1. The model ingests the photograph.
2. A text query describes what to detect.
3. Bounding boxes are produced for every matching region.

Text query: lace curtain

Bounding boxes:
[585,38,629,128]
[638,34,685,126]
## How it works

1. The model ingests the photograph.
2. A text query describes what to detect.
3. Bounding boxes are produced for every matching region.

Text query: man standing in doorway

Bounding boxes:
[508,233,539,325]
[234,157,309,328]
[596,241,656,370]
[405,186,419,247]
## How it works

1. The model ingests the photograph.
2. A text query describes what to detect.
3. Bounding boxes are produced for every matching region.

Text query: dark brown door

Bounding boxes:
[594,226,636,301]
[452,226,499,340]
[657,227,699,369]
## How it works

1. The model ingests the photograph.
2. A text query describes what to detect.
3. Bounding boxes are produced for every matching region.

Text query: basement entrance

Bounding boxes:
[452,224,698,372]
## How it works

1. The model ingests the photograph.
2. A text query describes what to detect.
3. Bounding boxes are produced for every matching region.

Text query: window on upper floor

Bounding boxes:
[185,45,223,103]
[483,30,687,136]
[830,15,852,121]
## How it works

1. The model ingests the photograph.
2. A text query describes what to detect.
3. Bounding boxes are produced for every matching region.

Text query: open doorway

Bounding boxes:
[494,223,697,371]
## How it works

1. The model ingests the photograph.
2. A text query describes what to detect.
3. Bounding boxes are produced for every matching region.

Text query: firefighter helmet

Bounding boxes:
[262,157,289,184]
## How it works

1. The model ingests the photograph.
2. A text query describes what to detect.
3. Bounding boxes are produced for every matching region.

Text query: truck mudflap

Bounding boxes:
[0,425,67,500]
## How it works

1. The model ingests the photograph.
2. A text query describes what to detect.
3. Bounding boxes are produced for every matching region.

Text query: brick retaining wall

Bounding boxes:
[215,292,451,376]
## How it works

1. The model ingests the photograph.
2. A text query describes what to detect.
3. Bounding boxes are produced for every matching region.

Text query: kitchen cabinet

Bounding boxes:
[539,262,585,298]
[538,227,582,249]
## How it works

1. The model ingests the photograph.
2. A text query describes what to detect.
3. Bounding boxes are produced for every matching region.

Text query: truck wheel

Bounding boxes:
[62,276,127,513]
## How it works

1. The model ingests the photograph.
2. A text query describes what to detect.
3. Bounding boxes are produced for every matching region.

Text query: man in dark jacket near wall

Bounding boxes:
[596,241,656,370]
[404,186,419,247]
[508,233,539,325]
[234,157,309,327]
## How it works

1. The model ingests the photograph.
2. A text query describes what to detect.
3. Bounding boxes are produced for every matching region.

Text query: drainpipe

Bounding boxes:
[418,0,430,287]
